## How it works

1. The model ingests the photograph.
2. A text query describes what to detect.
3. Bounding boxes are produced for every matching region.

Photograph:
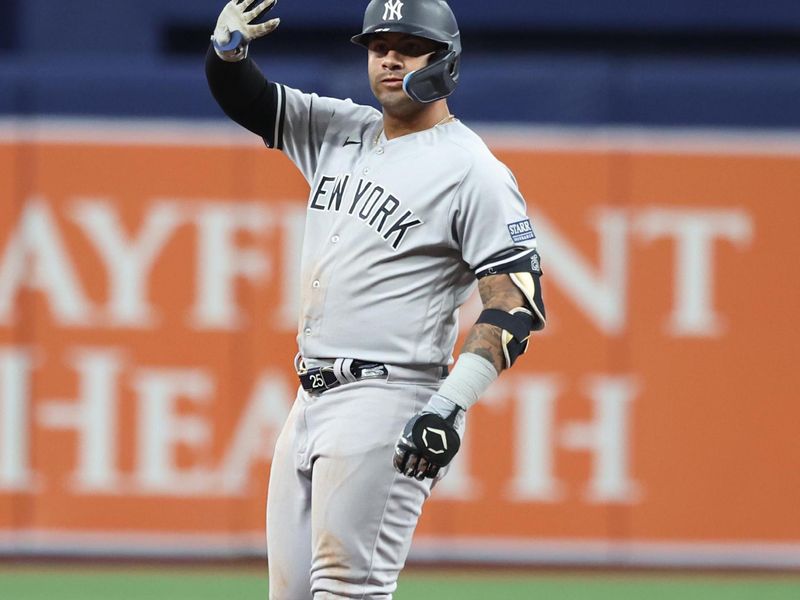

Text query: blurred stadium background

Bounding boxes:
[1,0,799,598]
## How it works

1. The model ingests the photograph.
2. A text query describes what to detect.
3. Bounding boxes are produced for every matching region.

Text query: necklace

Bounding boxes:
[374,114,457,146]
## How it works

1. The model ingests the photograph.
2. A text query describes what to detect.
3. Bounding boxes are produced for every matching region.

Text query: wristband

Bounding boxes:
[212,30,249,62]
[435,352,498,411]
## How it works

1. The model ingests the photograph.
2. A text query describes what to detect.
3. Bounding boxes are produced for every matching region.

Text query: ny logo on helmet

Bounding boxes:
[383,0,404,21]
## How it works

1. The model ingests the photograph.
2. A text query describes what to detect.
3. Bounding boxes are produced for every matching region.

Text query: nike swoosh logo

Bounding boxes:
[343,138,362,146]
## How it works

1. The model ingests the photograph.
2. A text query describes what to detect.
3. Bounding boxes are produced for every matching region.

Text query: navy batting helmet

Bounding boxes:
[351,0,461,103]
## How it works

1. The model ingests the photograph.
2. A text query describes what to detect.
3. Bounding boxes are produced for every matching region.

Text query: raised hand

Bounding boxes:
[212,0,281,61]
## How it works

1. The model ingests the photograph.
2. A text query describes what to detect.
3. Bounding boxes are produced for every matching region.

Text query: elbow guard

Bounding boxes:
[476,249,547,368]
[477,308,534,368]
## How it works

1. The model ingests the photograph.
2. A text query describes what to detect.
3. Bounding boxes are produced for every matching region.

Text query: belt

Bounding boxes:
[295,355,389,394]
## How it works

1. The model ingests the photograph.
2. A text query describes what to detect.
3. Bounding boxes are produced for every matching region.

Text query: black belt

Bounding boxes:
[296,356,389,394]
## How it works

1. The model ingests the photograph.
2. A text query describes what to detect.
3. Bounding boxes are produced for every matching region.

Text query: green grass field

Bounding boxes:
[0,566,798,599]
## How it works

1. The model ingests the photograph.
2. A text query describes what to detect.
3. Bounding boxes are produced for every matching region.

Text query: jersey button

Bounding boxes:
[376,147,384,155]
[304,328,312,336]
[312,280,320,289]
[331,235,340,243]
[362,168,370,175]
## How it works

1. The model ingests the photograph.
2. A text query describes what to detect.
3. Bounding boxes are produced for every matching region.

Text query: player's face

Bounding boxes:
[367,33,440,114]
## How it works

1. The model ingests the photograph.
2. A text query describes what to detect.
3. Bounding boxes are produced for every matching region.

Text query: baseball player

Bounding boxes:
[206,1,545,598]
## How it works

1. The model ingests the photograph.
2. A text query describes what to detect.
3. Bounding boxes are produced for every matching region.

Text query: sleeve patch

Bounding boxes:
[508,219,535,243]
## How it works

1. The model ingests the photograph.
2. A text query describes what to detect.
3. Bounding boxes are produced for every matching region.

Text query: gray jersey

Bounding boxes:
[274,85,538,366]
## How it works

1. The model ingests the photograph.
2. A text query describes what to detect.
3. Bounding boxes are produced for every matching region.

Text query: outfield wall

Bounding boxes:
[0,120,798,568]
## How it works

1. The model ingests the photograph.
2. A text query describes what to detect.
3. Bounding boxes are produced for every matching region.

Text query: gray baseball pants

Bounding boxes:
[266,365,445,599]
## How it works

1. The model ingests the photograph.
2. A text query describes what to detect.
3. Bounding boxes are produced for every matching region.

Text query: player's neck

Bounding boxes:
[382,102,452,140]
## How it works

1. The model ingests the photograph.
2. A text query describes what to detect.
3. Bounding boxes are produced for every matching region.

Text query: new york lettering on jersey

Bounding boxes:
[309,174,423,250]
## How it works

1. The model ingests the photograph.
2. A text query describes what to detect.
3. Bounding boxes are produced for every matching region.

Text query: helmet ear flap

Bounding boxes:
[449,54,461,80]
[402,49,460,103]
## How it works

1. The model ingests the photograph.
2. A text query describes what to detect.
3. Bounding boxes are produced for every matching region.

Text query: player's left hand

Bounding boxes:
[393,394,463,480]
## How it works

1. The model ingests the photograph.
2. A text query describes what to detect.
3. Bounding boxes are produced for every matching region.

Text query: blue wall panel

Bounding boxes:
[618,58,800,128]
[13,1,800,56]
[1,53,797,128]
[1,1,798,128]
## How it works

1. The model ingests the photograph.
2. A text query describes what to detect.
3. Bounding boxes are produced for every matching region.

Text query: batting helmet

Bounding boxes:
[351,0,461,104]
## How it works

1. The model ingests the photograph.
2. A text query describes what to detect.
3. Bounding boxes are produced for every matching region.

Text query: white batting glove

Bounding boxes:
[212,0,281,62]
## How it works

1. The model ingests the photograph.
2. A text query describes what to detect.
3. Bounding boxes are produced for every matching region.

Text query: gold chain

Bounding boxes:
[374,114,457,146]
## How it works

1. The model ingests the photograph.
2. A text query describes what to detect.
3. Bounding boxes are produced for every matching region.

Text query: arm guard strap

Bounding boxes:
[477,307,535,368]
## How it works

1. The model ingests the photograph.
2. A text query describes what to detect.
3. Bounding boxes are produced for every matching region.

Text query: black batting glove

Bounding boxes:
[393,395,463,480]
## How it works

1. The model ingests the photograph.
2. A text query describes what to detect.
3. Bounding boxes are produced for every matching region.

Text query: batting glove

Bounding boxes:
[393,394,464,480]
[212,0,281,62]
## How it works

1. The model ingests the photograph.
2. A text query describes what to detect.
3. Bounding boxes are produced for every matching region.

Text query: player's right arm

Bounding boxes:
[205,1,283,146]
[206,1,377,180]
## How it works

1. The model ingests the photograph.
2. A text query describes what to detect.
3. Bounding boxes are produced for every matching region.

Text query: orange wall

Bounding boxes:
[0,130,798,562]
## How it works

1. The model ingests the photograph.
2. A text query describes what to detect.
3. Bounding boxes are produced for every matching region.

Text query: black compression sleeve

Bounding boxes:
[205,45,281,146]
